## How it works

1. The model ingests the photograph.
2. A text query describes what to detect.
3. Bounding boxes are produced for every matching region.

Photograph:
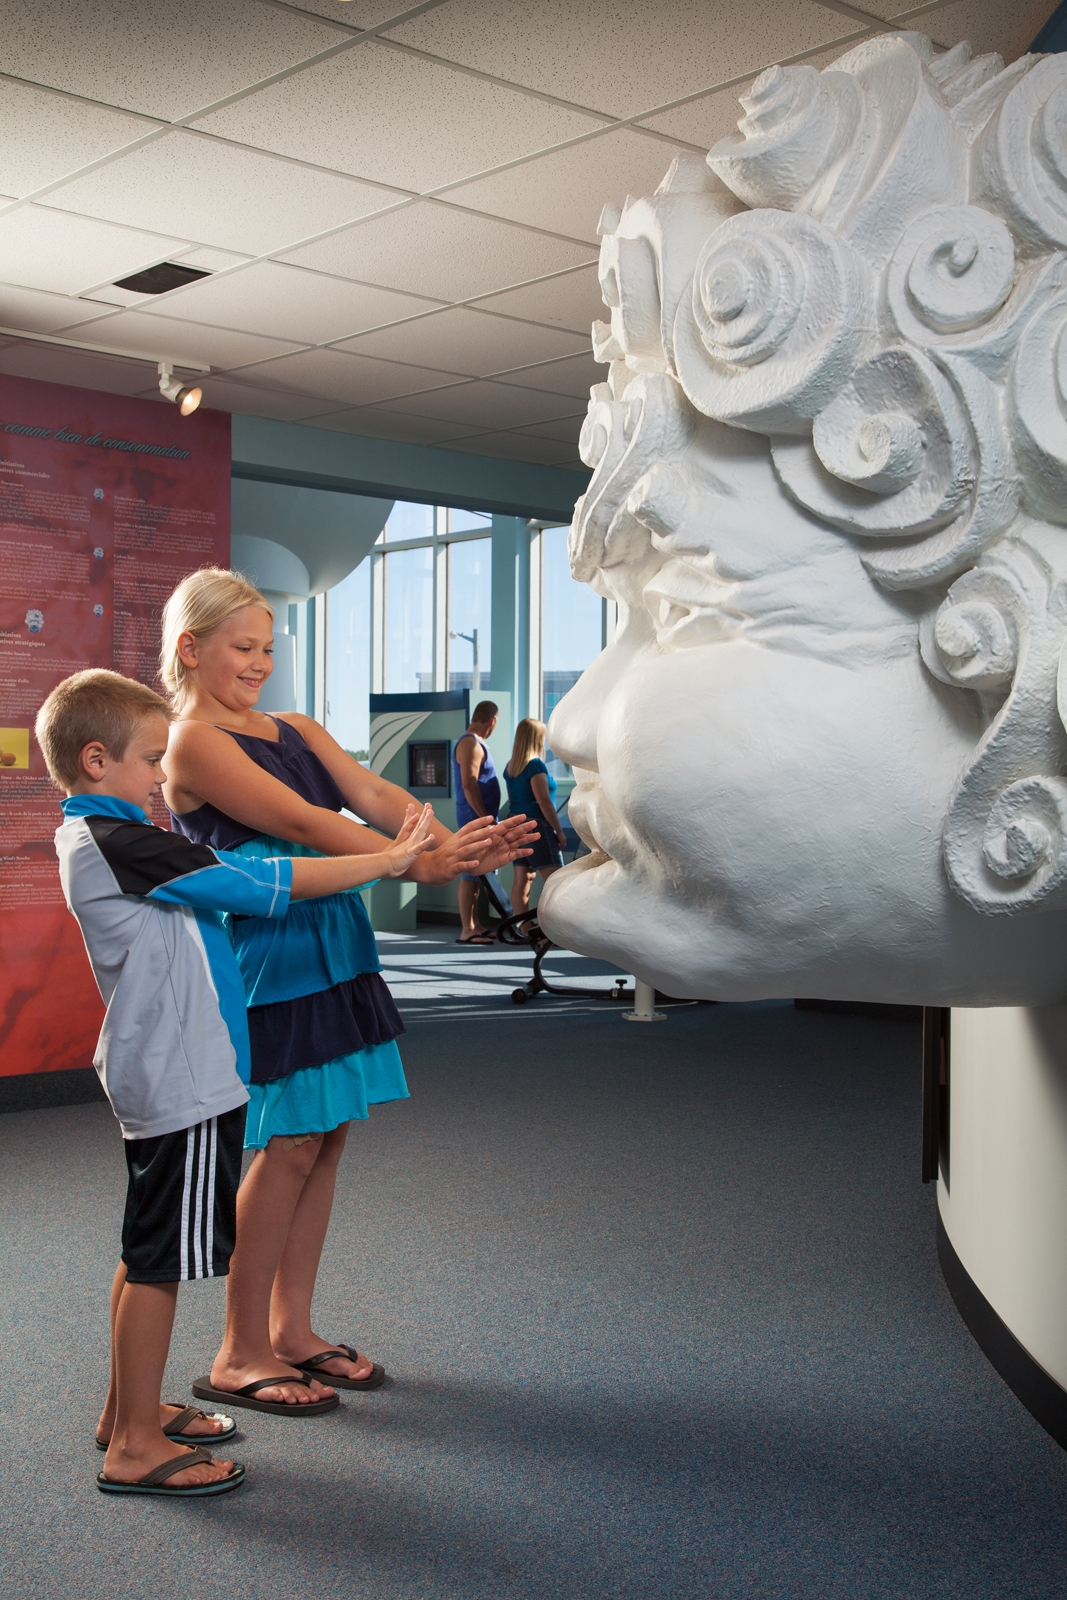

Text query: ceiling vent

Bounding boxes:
[112,261,211,295]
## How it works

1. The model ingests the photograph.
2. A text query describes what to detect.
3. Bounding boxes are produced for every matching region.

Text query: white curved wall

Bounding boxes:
[940,1006,1067,1390]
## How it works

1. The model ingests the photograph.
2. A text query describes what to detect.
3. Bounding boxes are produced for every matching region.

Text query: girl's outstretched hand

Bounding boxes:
[475,814,538,874]
[417,814,496,883]
[384,803,437,877]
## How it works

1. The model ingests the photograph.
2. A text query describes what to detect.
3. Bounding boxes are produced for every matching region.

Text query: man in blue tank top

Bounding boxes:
[453,701,500,944]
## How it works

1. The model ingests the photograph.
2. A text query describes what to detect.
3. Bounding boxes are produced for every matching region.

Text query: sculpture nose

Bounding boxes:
[547,675,599,772]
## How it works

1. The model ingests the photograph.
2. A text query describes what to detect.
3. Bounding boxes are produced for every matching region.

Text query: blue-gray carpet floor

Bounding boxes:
[2,994,1066,1599]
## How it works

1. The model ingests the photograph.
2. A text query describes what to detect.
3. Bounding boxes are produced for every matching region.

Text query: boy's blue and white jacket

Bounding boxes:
[56,796,293,1140]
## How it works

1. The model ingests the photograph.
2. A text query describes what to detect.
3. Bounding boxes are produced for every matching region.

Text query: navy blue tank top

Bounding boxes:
[171,717,345,850]
[453,732,500,825]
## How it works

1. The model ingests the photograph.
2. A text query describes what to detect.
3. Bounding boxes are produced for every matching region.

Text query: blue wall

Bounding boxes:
[232,415,588,524]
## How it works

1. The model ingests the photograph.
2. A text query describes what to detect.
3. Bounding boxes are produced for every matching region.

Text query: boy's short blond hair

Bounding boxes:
[35,669,173,791]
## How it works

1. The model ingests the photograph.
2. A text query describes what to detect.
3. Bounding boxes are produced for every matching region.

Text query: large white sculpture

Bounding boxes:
[541,32,1067,1006]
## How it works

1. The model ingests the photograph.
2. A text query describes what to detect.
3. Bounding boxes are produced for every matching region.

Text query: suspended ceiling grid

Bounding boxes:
[0,0,1050,474]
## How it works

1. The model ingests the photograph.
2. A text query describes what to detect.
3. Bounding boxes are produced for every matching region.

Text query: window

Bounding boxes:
[447,537,491,691]
[447,508,491,535]
[325,559,370,759]
[322,504,606,782]
[540,524,603,778]
[328,501,494,707]
[384,544,434,692]
[382,502,434,542]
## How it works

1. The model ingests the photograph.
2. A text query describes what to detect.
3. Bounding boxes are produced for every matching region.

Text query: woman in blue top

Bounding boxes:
[160,570,534,1414]
[503,717,567,925]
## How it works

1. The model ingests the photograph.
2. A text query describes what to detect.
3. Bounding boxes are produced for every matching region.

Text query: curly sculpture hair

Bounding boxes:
[578,32,1067,921]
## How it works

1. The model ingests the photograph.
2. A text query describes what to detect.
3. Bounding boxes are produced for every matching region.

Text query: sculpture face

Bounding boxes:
[540,33,1067,1006]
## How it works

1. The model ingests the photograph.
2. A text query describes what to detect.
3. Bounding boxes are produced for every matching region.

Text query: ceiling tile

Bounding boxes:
[3,0,343,121]
[133,262,441,344]
[639,78,758,149]
[300,407,491,445]
[493,350,601,399]
[385,0,848,119]
[0,207,187,296]
[76,285,155,310]
[0,81,152,199]
[281,203,596,300]
[176,246,253,272]
[192,40,601,194]
[0,283,120,335]
[640,42,851,145]
[445,128,693,245]
[885,0,1050,59]
[0,341,159,396]
[44,131,396,257]
[333,306,589,376]
[379,379,586,429]
[279,0,405,22]
[232,347,461,405]
[51,307,304,370]
[512,414,587,445]
[472,265,605,334]
[442,431,588,467]
[833,0,924,15]
[192,373,351,421]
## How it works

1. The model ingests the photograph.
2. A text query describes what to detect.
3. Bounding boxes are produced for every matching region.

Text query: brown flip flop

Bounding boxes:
[96,1403,236,1450]
[295,1345,386,1390]
[97,1446,245,1497]
[191,1373,340,1415]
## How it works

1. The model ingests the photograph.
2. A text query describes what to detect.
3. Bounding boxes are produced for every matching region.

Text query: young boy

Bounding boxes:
[36,669,435,1498]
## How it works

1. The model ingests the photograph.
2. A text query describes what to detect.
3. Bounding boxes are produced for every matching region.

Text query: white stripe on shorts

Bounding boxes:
[204,1118,217,1276]
[180,1126,195,1281]
[191,1123,207,1278]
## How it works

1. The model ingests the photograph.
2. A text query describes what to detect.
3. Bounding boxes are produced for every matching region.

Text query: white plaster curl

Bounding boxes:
[975,54,1067,253]
[772,348,1017,589]
[1011,290,1067,525]
[932,540,1067,915]
[887,206,1016,342]
[705,63,863,216]
[928,40,1004,108]
[707,36,967,271]
[571,369,695,583]
[673,210,875,434]
[592,154,742,375]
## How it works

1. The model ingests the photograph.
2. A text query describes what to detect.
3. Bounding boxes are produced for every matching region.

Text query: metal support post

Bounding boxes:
[623,979,665,1022]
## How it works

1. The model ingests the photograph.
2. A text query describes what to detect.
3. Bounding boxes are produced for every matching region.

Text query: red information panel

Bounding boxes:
[0,374,230,1078]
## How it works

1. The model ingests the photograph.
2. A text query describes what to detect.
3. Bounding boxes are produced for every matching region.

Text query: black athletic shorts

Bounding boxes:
[121,1104,246,1284]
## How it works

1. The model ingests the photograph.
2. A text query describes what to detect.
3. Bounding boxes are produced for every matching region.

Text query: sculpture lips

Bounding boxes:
[567,778,625,866]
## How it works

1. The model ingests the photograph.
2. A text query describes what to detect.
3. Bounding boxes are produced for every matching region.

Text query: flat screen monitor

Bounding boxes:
[408,740,452,798]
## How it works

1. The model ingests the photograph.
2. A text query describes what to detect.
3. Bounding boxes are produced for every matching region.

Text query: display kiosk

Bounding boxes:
[364,690,511,932]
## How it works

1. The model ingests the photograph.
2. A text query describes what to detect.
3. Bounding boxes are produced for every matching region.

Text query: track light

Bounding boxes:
[158,361,202,416]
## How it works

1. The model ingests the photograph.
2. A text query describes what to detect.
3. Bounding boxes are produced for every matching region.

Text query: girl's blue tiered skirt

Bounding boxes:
[226,836,408,1149]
